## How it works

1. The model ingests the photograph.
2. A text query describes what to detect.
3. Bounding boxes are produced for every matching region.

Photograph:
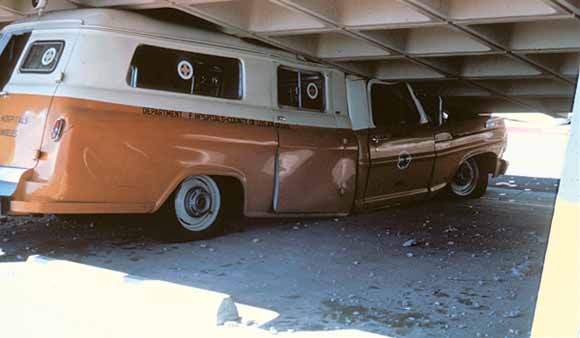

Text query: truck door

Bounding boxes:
[273,66,357,214]
[0,29,76,170]
[364,82,435,205]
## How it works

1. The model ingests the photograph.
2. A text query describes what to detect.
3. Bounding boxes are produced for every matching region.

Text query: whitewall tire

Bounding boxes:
[164,176,225,241]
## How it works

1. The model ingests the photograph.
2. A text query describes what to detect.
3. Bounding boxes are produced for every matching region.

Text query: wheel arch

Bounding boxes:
[470,152,499,175]
[152,169,247,215]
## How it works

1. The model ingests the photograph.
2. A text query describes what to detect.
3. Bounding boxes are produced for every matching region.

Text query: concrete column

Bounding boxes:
[531,69,580,337]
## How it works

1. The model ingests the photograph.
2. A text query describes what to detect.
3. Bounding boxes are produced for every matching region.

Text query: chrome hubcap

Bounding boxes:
[184,187,212,218]
[455,163,474,186]
[451,160,478,196]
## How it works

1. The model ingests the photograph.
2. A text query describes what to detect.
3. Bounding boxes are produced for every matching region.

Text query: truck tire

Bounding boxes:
[158,176,225,241]
[448,158,488,199]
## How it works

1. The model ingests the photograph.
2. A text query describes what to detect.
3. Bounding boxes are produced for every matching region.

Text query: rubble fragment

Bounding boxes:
[503,309,523,318]
[511,260,540,278]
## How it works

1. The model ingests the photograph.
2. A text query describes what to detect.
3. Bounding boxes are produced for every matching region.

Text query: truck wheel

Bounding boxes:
[449,158,488,199]
[164,176,225,241]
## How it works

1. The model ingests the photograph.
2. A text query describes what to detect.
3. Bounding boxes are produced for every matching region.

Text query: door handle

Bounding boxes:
[435,132,453,142]
[370,135,390,144]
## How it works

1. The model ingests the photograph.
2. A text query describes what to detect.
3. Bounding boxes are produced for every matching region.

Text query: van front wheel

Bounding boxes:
[449,158,488,199]
[167,176,225,241]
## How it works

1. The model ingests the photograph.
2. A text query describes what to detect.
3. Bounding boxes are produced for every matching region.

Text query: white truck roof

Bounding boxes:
[3,8,307,63]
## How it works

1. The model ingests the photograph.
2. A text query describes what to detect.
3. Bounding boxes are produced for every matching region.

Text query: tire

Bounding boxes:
[158,176,225,241]
[448,158,488,199]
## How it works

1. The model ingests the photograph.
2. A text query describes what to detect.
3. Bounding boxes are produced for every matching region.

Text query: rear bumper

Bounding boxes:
[0,167,28,215]
[0,167,28,197]
[9,201,152,215]
[495,159,509,177]
[0,166,153,216]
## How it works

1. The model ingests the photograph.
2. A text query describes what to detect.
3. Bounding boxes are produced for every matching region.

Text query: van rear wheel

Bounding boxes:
[162,176,225,241]
[449,158,488,199]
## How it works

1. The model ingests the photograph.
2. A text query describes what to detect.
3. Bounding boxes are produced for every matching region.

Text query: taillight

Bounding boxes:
[51,118,65,141]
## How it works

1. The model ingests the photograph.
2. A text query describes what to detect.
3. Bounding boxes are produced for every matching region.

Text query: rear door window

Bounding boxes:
[20,41,65,73]
[128,45,242,100]
[0,32,31,90]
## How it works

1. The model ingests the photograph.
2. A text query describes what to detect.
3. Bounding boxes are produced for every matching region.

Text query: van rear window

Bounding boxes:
[128,45,242,100]
[20,41,64,73]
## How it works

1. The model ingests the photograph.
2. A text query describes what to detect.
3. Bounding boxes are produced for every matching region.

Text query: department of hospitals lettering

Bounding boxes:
[142,107,288,128]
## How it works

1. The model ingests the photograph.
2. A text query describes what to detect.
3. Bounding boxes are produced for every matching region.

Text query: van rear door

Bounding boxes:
[0,30,68,169]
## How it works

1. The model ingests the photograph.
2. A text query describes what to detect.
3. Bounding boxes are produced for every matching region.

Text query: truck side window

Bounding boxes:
[128,45,242,100]
[0,32,31,90]
[370,83,420,128]
[278,66,325,112]
[418,95,442,127]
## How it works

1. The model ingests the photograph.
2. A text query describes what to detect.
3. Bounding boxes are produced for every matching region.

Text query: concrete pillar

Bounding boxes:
[531,69,580,337]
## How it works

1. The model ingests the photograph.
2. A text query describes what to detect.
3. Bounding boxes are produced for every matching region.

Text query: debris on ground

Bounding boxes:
[503,309,523,319]
[495,182,518,188]
[402,239,418,247]
[444,226,459,233]
[511,260,541,278]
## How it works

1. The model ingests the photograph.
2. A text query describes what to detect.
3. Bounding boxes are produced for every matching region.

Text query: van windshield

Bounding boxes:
[0,31,31,91]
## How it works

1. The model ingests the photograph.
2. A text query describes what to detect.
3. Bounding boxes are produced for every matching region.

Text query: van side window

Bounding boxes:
[0,32,31,90]
[277,67,325,112]
[128,45,242,100]
[20,41,65,73]
[370,83,421,128]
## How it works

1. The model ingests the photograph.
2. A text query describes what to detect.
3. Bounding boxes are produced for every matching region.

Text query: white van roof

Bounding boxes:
[3,8,306,62]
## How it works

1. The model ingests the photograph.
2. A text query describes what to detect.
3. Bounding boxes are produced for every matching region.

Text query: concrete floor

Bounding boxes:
[0,116,569,338]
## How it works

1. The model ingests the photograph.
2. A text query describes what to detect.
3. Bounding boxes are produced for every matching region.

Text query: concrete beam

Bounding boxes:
[359,26,492,57]
[269,31,392,60]
[276,0,436,29]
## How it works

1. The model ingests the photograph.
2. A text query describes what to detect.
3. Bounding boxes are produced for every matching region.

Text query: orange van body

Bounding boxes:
[0,9,507,219]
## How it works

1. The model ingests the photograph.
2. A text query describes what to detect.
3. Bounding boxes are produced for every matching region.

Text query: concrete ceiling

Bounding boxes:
[1,0,579,113]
